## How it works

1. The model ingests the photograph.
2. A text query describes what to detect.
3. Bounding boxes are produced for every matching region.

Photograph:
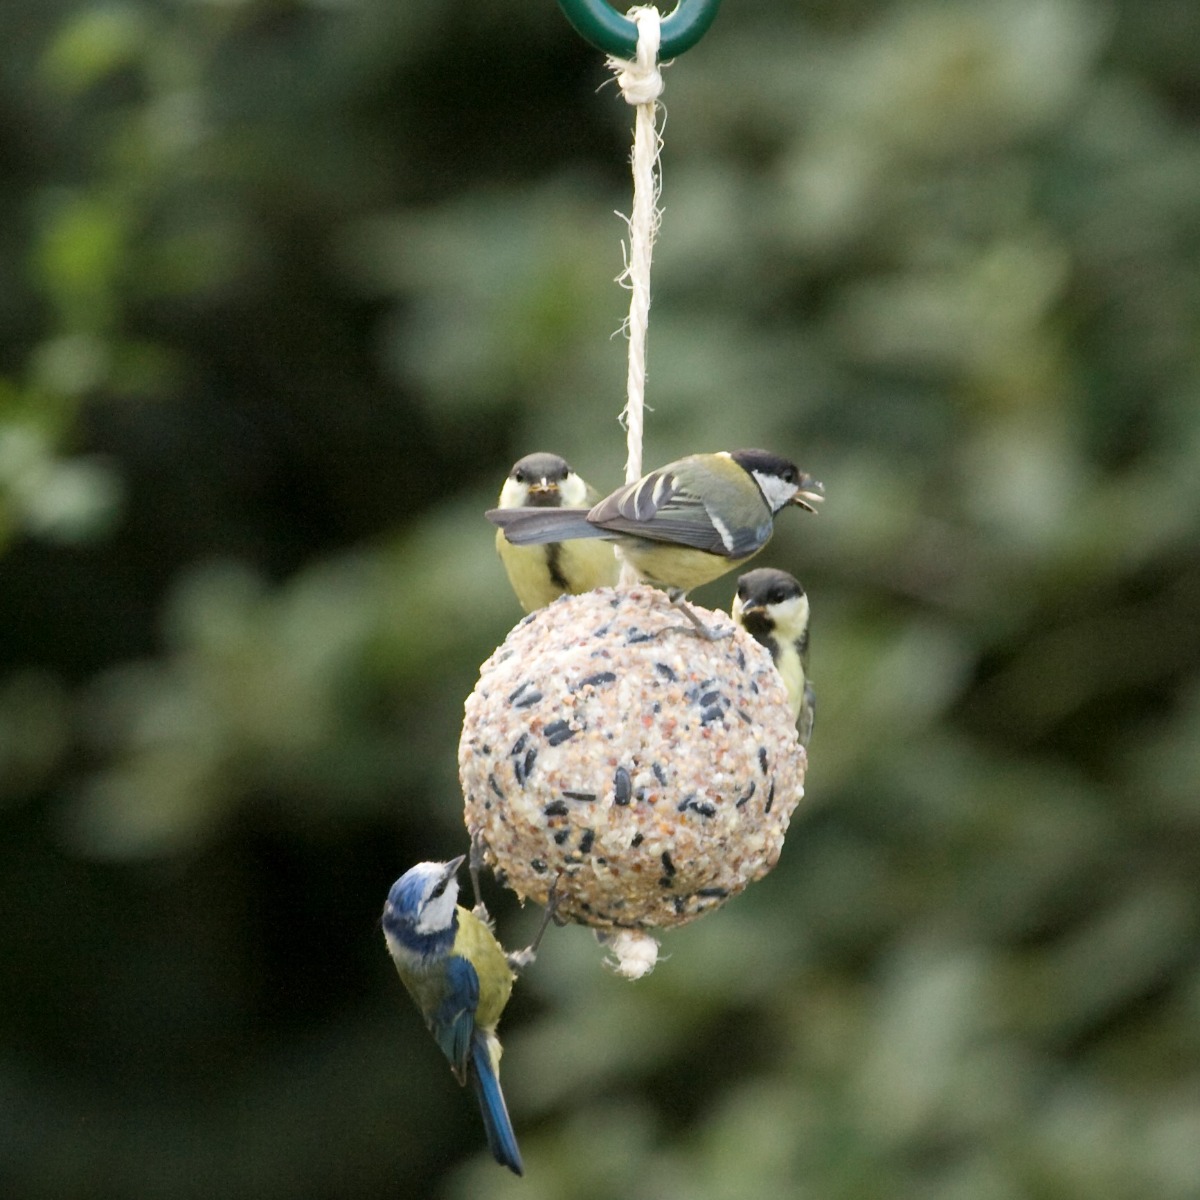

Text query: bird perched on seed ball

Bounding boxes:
[494,453,619,612]
[732,567,815,747]
[488,450,823,632]
[382,857,524,1174]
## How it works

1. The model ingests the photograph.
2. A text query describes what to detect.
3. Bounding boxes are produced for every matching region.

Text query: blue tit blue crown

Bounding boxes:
[382,858,463,958]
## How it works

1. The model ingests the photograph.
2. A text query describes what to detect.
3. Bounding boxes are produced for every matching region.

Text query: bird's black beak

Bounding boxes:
[442,855,466,884]
[526,479,560,508]
[790,475,825,514]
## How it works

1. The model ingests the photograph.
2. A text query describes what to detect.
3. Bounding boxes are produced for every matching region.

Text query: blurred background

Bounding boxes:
[2,0,1199,1196]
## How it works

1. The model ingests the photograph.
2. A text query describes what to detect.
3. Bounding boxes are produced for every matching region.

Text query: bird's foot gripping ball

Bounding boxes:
[460,587,808,978]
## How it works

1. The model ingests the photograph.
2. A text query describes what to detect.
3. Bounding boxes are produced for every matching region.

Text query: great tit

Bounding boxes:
[487,450,823,628]
[494,453,619,612]
[732,567,815,747]
[383,857,524,1174]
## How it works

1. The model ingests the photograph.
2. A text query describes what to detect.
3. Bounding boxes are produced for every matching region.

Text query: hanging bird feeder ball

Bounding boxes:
[460,586,807,933]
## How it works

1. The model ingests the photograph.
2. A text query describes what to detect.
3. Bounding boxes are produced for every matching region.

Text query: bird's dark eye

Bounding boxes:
[770,588,786,604]
[514,470,526,483]
[430,881,446,899]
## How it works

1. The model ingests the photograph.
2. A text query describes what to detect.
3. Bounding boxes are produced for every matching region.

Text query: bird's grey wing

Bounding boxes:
[799,681,816,749]
[591,462,771,557]
[599,466,682,524]
[586,467,730,554]
[430,955,480,1078]
[485,507,606,546]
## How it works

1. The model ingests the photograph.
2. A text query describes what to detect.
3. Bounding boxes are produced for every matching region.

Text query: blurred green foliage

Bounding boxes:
[1,0,1198,1197]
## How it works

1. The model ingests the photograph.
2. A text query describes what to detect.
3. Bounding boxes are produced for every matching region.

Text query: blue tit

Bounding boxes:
[732,567,815,748]
[494,452,619,612]
[487,450,823,631]
[382,856,523,1175]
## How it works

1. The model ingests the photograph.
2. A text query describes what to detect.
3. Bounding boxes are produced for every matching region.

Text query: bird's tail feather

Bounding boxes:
[470,1033,523,1176]
[486,507,608,546]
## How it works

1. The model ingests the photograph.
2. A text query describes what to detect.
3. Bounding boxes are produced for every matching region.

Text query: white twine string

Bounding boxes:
[604,11,667,977]
[609,6,664,590]
[610,7,663,489]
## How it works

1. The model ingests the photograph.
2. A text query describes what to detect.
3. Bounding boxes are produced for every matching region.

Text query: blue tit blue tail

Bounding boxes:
[469,1032,523,1176]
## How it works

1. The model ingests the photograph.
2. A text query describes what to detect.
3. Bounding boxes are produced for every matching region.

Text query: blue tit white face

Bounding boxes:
[499,454,591,510]
[387,859,463,935]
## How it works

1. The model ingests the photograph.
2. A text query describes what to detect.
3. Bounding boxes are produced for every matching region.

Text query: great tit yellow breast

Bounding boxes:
[771,638,807,724]
[620,541,762,593]
[495,528,618,612]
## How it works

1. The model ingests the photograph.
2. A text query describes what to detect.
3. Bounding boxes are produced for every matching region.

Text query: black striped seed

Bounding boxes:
[544,719,576,746]
[736,781,756,808]
[578,829,595,854]
[661,851,676,876]
[765,782,775,813]
[758,746,769,775]
[509,682,543,708]
[631,832,644,848]
[655,662,677,681]
[562,790,596,802]
[574,671,617,690]
[488,773,505,799]
[614,766,632,806]
[653,763,668,787]
[514,746,538,786]
[543,800,568,817]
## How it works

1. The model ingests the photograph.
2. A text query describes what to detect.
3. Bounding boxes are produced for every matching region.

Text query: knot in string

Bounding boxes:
[609,7,663,106]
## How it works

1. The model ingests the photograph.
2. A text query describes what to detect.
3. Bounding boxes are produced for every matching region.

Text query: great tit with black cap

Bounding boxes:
[493,453,619,612]
[487,449,823,635]
[732,567,815,747]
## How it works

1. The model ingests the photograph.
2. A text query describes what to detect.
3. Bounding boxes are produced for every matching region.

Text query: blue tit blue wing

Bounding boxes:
[470,1030,523,1175]
[430,955,479,1079]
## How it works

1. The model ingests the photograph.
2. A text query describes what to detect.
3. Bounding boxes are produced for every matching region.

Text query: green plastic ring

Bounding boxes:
[556,0,722,58]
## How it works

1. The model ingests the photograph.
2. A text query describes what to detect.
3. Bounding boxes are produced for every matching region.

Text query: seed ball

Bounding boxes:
[460,587,807,933]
